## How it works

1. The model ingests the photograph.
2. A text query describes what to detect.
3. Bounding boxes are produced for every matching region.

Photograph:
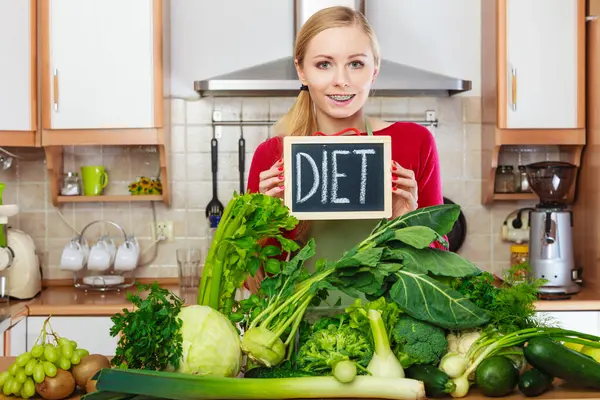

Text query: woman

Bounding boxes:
[245,6,444,294]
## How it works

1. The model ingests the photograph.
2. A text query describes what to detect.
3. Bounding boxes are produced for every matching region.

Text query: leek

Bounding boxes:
[88,368,426,400]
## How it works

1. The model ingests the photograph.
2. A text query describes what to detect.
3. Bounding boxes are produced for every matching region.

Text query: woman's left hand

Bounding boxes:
[391,160,418,218]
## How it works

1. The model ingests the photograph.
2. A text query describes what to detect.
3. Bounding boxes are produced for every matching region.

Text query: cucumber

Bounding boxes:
[524,337,600,389]
[405,364,456,398]
[518,368,554,397]
[244,367,318,379]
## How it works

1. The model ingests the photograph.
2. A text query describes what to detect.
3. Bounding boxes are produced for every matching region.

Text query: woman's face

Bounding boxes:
[296,25,378,120]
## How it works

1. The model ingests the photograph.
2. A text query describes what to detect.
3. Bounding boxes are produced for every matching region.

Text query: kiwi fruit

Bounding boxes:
[71,354,111,387]
[35,369,76,400]
[85,378,97,393]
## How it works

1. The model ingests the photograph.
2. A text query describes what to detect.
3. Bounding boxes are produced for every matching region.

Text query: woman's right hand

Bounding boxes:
[258,158,285,197]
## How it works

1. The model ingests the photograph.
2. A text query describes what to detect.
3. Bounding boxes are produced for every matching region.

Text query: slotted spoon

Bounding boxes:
[205,137,224,218]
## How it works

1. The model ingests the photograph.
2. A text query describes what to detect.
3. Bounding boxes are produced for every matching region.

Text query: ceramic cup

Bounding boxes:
[87,237,115,271]
[114,236,140,271]
[81,166,109,196]
[60,238,89,271]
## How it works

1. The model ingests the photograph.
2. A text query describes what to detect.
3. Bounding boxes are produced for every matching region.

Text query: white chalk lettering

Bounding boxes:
[352,148,376,204]
[321,149,328,204]
[331,150,350,204]
[296,152,319,203]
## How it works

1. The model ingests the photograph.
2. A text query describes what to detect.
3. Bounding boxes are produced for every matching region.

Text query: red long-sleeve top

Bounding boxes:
[244,122,446,290]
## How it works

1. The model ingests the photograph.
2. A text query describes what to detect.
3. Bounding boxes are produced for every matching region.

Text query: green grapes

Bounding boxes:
[0,327,90,399]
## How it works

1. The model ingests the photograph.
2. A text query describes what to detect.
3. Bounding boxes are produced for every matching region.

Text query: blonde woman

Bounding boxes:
[245,6,445,294]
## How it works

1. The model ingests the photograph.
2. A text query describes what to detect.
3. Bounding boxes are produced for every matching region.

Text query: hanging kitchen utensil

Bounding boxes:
[443,197,467,253]
[239,127,246,194]
[205,130,224,219]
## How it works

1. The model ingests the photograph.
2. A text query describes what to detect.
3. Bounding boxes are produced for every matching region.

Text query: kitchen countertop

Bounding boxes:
[0,357,597,400]
[0,283,599,319]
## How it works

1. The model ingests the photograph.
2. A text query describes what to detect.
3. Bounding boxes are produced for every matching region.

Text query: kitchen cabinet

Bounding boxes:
[0,0,37,147]
[27,316,118,356]
[537,311,600,336]
[481,0,586,204]
[4,319,27,357]
[41,0,162,133]
[39,0,170,207]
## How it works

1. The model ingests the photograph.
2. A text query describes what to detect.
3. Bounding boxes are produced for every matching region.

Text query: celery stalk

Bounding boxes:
[90,368,426,400]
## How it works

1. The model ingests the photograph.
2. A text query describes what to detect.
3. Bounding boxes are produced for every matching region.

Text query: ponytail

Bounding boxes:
[274,90,318,137]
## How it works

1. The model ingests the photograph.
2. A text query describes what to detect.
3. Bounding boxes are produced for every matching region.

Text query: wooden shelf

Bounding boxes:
[492,192,538,201]
[44,145,170,207]
[41,128,164,146]
[0,131,38,147]
[56,195,163,203]
[495,128,586,146]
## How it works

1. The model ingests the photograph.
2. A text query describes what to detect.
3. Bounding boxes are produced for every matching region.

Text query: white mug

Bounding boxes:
[87,237,113,271]
[114,236,139,271]
[60,239,88,271]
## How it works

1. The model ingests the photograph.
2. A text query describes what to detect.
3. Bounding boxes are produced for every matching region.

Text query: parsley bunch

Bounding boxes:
[110,283,184,371]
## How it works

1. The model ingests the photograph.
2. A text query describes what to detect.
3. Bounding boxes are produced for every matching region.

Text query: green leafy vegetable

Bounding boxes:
[109,283,184,371]
[331,204,489,330]
[449,263,549,334]
[296,316,373,375]
[392,314,448,368]
[197,192,299,315]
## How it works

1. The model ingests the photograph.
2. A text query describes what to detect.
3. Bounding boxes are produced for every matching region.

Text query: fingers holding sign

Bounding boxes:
[259,158,285,198]
[391,160,418,217]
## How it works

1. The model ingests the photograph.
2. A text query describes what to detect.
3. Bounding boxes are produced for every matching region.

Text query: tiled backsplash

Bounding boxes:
[0,95,539,280]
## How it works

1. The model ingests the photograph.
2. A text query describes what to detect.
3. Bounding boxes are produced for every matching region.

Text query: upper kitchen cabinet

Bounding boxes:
[481,0,586,204]
[40,0,164,146]
[0,0,37,147]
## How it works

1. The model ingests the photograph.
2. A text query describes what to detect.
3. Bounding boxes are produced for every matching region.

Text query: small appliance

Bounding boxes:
[501,207,534,244]
[525,161,581,298]
[0,183,42,300]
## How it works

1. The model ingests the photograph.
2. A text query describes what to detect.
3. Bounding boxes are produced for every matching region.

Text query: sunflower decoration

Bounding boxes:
[128,176,163,196]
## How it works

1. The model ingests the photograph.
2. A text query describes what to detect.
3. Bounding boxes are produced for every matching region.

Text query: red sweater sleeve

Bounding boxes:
[247,137,282,194]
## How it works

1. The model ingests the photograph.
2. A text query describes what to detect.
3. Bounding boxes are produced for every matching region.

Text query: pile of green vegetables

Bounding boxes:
[86,193,600,400]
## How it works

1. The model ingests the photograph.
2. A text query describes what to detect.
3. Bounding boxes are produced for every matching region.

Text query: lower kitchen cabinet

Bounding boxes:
[27,316,118,356]
[4,319,27,357]
[536,311,600,336]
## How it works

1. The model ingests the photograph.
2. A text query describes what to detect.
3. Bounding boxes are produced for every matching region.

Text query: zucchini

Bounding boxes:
[524,337,600,389]
[244,367,318,379]
[405,364,455,398]
[518,368,554,397]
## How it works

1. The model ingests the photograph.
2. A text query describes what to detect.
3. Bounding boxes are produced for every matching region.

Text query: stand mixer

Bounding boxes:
[0,183,41,300]
[525,161,581,298]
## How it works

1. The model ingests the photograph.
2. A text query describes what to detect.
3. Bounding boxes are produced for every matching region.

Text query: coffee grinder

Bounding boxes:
[525,161,581,298]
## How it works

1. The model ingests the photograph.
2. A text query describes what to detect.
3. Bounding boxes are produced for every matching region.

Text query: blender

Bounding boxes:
[525,161,581,298]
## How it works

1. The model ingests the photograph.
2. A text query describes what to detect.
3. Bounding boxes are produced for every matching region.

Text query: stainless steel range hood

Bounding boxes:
[194,0,472,98]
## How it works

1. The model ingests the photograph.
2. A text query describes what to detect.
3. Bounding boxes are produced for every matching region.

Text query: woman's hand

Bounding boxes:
[391,160,418,218]
[258,158,285,198]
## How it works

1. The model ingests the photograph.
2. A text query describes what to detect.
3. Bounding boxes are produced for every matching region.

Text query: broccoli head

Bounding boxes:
[391,314,448,368]
[296,323,373,374]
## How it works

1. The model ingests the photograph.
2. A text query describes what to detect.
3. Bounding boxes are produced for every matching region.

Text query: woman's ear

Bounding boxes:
[295,59,307,85]
[372,67,379,83]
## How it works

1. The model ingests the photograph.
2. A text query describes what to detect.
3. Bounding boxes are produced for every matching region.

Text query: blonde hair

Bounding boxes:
[273,6,381,137]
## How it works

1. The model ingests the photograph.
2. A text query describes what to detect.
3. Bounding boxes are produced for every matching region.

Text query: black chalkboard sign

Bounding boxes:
[283,136,392,220]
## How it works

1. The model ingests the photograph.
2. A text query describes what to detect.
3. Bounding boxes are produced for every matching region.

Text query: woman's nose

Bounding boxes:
[332,67,350,87]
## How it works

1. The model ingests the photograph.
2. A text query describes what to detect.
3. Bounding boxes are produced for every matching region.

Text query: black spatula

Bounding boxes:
[205,137,224,218]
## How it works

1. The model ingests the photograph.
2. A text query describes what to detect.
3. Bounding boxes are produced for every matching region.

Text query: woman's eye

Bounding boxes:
[349,61,364,68]
[316,61,331,69]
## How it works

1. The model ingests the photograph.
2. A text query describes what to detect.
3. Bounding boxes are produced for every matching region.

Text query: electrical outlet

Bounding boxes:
[152,221,173,242]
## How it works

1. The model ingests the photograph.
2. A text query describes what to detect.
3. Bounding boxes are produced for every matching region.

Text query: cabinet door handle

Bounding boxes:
[53,68,59,112]
[511,67,517,111]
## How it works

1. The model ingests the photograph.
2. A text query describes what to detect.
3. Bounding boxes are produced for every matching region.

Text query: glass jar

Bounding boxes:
[494,165,516,193]
[61,172,81,196]
[510,244,529,283]
[517,165,531,192]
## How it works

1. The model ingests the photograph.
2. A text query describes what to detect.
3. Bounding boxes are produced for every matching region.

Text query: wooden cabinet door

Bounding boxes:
[504,0,581,129]
[0,0,35,132]
[44,0,158,130]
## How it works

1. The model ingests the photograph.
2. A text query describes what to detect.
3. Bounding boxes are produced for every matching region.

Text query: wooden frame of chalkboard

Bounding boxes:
[283,135,392,220]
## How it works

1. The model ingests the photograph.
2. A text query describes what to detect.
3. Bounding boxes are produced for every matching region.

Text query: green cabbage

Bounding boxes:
[176,305,242,377]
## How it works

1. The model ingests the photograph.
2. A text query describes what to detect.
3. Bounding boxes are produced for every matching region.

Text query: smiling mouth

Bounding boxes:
[327,94,356,102]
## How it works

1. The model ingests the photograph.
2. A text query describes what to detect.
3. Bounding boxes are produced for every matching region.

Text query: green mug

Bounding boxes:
[81,166,109,196]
